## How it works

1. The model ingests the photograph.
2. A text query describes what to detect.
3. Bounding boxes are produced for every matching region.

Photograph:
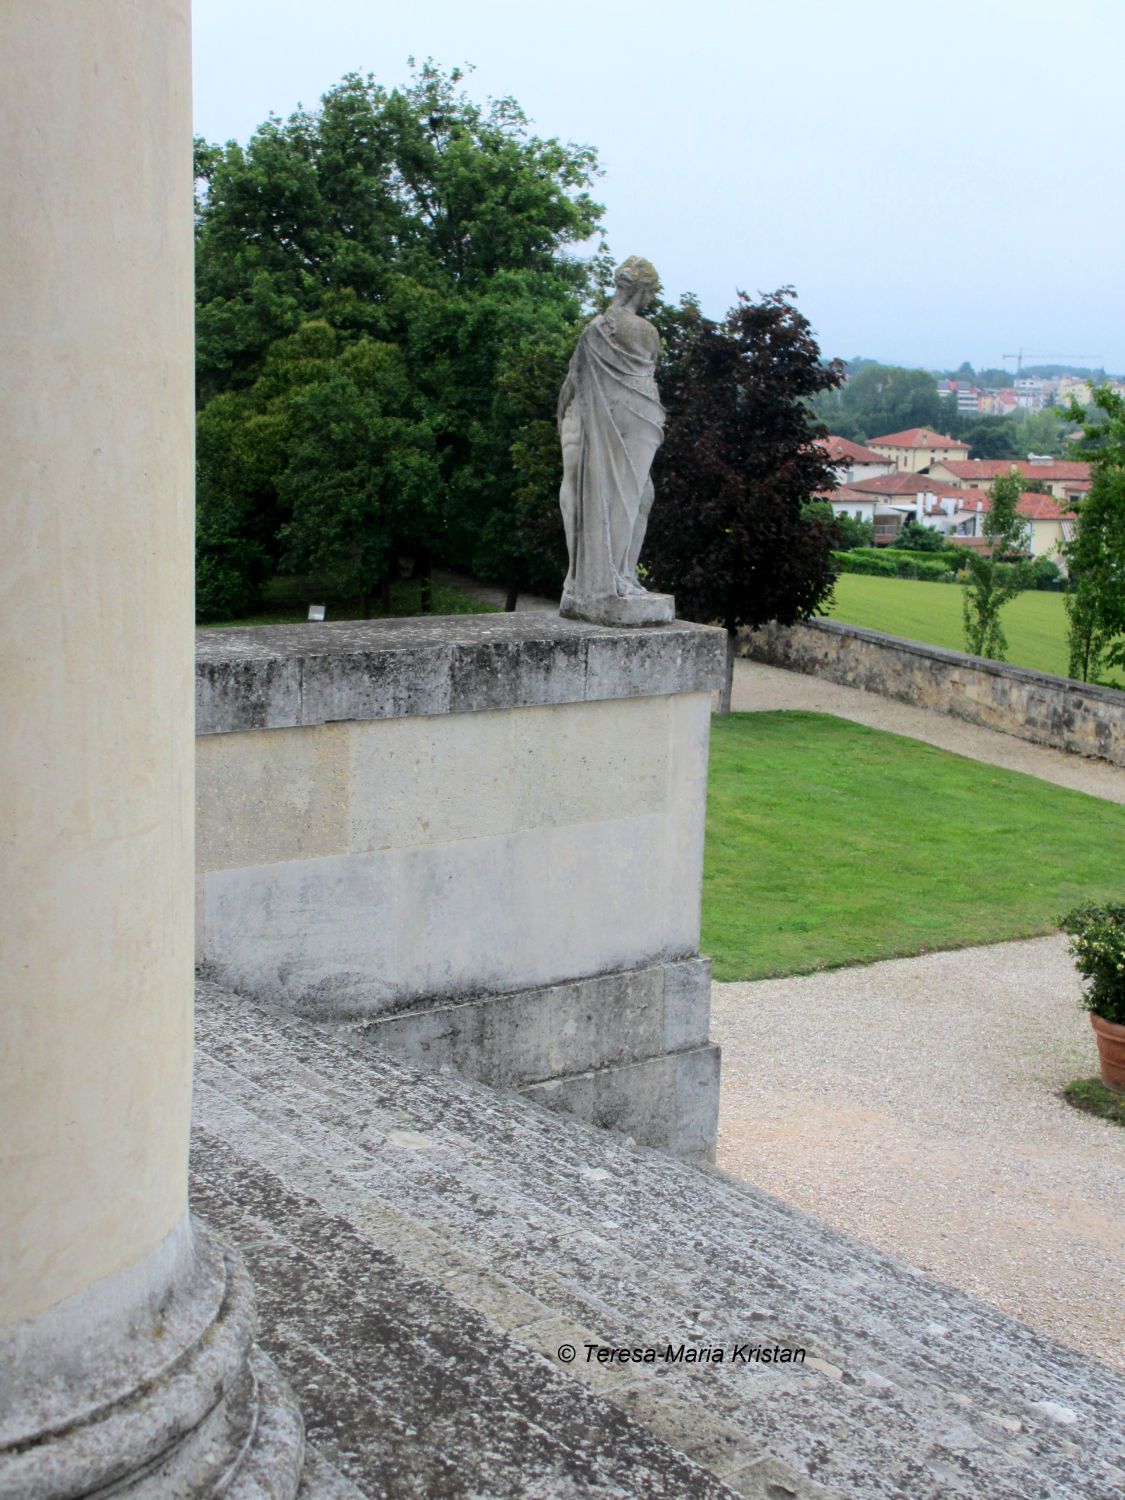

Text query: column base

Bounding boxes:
[0,1217,303,1500]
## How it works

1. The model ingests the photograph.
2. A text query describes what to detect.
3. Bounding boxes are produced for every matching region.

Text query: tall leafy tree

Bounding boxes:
[1063,386,1125,681]
[942,413,1022,459]
[961,472,1030,659]
[193,64,603,618]
[276,336,439,615]
[814,362,944,443]
[644,289,844,711]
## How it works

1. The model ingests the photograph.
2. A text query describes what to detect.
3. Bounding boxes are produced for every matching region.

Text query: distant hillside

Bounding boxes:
[834,357,1122,383]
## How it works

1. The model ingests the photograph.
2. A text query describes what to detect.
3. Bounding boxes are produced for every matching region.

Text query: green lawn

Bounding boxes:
[704,712,1125,982]
[826,573,1125,688]
[203,574,498,629]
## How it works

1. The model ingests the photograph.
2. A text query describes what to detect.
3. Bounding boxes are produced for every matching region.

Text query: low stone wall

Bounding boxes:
[196,614,727,1157]
[742,618,1125,766]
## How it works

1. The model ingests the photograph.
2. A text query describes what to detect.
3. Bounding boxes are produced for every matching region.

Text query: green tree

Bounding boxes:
[472,309,578,606]
[835,512,875,550]
[896,518,948,552]
[644,289,844,711]
[1063,386,1125,681]
[977,368,1014,388]
[1009,406,1070,456]
[193,64,603,617]
[814,363,945,443]
[945,414,1022,459]
[961,472,1030,659]
[196,320,343,618]
[276,337,439,615]
[800,499,872,550]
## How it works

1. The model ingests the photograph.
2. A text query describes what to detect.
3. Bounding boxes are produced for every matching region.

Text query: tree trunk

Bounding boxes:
[715,627,735,715]
[360,589,371,620]
[416,547,433,614]
[504,585,519,612]
[380,575,392,615]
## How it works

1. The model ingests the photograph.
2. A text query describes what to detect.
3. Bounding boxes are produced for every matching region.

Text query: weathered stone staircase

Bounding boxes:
[191,981,1125,1499]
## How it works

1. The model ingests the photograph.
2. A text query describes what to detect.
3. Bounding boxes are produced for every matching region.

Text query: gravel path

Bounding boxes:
[713,936,1125,1372]
[435,569,557,613]
[732,657,1125,803]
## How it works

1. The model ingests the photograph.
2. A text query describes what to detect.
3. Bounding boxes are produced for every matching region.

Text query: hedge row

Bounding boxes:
[832,550,958,581]
[832,548,1064,590]
[879,545,966,571]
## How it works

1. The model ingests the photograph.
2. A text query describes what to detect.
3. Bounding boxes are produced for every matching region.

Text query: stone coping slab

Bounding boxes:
[197,614,726,734]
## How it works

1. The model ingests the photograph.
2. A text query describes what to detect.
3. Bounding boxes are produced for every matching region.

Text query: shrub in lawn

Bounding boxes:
[1060,904,1125,1024]
[1028,555,1064,591]
[896,518,949,553]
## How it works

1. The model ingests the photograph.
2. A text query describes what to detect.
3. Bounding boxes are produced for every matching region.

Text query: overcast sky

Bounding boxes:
[193,0,1123,374]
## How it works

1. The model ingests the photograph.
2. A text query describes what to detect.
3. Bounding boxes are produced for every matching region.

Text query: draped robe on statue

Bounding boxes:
[559,308,666,611]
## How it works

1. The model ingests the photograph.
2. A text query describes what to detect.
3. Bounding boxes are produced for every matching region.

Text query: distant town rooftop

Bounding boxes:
[938,458,1091,483]
[842,472,961,497]
[818,435,888,465]
[867,427,966,448]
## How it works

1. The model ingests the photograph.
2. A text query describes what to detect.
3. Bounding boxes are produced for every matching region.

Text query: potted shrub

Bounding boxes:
[1060,904,1125,1091]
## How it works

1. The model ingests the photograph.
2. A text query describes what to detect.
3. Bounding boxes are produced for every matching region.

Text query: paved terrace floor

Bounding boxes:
[193,981,1125,1500]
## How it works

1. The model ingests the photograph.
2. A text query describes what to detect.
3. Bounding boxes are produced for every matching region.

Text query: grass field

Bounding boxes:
[204,574,498,629]
[703,712,1125,982]
[826,573,1125,688]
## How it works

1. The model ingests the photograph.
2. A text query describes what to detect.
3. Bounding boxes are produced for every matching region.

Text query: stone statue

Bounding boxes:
[557,256,675,625]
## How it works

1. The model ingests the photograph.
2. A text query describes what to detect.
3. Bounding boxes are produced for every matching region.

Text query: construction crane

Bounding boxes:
[1002,349,1101,376]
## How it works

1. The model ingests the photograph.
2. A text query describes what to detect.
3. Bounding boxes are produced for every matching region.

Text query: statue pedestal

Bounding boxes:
[559,591,675,627]
[196,612,726,1158]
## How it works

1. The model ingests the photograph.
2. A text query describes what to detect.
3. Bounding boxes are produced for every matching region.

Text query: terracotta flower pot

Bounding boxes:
[1090,1012,1125,1092]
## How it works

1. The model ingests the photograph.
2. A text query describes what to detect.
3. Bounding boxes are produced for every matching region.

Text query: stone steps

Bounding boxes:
[191,981,1125,1499]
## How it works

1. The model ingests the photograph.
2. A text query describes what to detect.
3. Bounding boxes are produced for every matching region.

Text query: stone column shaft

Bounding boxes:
[0,5,302,1494]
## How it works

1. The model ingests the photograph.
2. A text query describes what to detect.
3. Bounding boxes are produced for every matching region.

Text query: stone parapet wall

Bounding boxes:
[196,615,726,1156]
[741,618,1125,766]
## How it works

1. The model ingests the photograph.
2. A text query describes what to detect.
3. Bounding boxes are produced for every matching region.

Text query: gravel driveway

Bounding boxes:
[732,657,1125,802]
[717,661,1125,1372]
[713,937,1125,1372]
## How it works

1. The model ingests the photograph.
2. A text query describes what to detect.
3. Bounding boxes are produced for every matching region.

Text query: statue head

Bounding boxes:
[614,256,660,309]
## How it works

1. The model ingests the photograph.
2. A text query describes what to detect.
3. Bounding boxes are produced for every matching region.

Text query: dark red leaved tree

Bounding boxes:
[645,289,844,709]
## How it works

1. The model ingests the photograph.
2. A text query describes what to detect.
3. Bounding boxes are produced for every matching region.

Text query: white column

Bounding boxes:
[0,0,195,1332]
[0,5,302,1493]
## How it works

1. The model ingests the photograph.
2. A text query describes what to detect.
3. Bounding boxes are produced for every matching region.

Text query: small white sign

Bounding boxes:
[307,603,326,622]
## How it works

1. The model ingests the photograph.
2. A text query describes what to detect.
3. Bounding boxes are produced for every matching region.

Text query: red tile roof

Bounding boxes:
[823,485,872,503]
[867,427,969,449]
[818,435,890,465]
[936,459,1091,483]
[957,491,1075,521]
[1017,493,1076,521]
[841,473,962,497]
